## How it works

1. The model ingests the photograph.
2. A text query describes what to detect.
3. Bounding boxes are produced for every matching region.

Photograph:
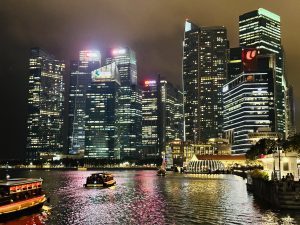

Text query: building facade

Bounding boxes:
[68,50,101,155]
[142,77,184,158]
[26,48,65,159]
[223,49,277,154]
[183,20,228,143]
[85,63,120,158]
[106,48,142,159]
[239,8,289,138]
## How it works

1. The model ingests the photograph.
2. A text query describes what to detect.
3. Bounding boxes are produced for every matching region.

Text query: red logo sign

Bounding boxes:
[242,49,257,62]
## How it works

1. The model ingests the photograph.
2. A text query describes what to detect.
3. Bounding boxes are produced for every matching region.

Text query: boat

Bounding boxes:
[0,178,47,220]
[157,168,166,176]
[157,158,166,176]
[84,173,116,188]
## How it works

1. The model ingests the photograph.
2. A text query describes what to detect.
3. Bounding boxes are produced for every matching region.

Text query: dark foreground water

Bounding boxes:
[0,170,299,225]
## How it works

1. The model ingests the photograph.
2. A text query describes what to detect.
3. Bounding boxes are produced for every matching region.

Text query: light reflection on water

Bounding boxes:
[0,170,300,225]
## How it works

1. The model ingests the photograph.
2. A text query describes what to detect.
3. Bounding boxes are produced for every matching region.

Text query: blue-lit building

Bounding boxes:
[239,8,290,138]
[223,48,276,154]
[68,50,101,155]
[106,48,142,159]
[183,20,229,143]
[26,48,65,159]
[85,63,120,158]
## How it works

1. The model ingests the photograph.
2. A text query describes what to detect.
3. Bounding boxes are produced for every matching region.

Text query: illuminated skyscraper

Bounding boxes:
[160,80,184,148]
[183,21,229,143]
[239,8,289,138]
[85,63,120,158]
[142,76,183,158]
[68,50,101,155]
[223,48,277,154]
[26,48,65,159]
[287,86,296,137]
[106,48,142,159]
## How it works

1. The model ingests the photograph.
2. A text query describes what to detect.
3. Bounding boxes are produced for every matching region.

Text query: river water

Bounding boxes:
[0,170,299,225]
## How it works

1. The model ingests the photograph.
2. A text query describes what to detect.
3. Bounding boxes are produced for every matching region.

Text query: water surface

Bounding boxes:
[0,170,299,224]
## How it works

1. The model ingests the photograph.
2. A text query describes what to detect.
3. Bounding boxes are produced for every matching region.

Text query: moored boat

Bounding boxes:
[157,168,166,176]
[157,158,167,176]
[84,173,116,188]
[0,178,47,220]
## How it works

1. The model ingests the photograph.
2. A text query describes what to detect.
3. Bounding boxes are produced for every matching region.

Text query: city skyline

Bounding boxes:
[1,1,300,158]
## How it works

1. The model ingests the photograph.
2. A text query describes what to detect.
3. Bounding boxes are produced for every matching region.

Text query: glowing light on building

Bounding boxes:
[79,50,101,62]
[144,80,156,86]
[112,48,126,55]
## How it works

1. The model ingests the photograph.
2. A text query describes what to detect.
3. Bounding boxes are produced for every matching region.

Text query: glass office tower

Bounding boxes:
[142,76,184,158]
[68,50,101,155]
[183,20,228,143]
[85,63,120,158]
[239,8,289,138]
[223,48,277,154]
[26,48,65,159]
[106,48,142,159]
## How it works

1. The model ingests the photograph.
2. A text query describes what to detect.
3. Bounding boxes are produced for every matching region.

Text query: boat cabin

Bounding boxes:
[0,178,43,206]
[86,173,114,184]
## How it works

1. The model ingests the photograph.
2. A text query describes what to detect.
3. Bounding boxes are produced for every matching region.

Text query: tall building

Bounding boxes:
[239,8,289,138]
[26,48,65,159]
[142,76,184,158]
[183,20,228,143]
[287,86,296,137]
[85,63,120,158]
[106,48,142,159]
[160,80,184,147]
[68,50,101,155]
[223,48,277,154]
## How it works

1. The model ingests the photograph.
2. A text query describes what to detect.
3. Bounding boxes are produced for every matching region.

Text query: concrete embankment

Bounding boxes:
[250,178,300,209]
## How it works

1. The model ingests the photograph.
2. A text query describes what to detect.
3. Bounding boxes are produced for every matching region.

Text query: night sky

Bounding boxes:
[1,0,299,159]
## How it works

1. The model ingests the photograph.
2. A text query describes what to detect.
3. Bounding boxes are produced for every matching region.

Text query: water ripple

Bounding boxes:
[1,170,300,224]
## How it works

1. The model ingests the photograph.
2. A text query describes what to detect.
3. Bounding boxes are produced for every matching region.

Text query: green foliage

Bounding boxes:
[282,133,300,153]
[249,169,269,181]
[246,139,277,160]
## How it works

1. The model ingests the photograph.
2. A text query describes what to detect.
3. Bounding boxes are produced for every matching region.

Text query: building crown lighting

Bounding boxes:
[258,8,280,22]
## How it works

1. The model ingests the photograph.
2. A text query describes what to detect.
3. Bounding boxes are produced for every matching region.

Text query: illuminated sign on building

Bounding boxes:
[91,62,118,82]
[144,80,157,87]
[79,50,101,62]
[112,48,126,55]
[92,70,112,80]
[242,49,257,62]
[242,49,258,71]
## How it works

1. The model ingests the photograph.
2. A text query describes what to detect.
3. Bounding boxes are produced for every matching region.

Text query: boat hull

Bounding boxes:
[0,195,47,221]
[84,180,116,188]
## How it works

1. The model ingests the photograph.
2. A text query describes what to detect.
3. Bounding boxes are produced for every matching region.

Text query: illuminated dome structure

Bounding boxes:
[187,159,225,173]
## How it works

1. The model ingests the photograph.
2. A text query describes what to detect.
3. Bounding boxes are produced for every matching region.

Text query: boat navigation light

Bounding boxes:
[6,174,10,179]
